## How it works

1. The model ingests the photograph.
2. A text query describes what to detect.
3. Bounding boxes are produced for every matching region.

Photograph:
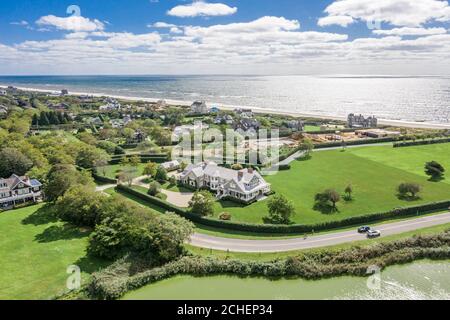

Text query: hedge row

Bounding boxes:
[393,138,450,148]
[314,136,397,149]
[88,231,450,299]
[92,173,117,184]
[116,185,450,234]
[108,154,169,165]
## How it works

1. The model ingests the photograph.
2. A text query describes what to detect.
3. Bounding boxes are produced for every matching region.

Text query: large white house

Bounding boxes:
[179,162,271,203]
[0,175,43,209]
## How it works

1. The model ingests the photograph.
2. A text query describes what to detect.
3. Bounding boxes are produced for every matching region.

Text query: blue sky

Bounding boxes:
[1,0,450,75]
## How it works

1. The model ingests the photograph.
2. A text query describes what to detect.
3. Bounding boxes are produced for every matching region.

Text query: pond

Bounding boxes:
[122,260,450,300]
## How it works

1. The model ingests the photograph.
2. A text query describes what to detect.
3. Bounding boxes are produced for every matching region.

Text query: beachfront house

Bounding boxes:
[0,89,7,96]
[234,108,254,118]
[191,101,209,114]
[179,162,271,203]
[214,114,234,125]
[347,114,378,128]
[61,89,69,96]
[0,175,43,210]
[233,118,260,133]
[161,160,181,172]
[285,119,305,132]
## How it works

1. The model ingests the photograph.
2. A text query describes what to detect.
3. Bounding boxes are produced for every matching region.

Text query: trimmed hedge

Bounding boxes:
[92,173,117,184]
[315,136,397,149]
[116,185,450,234]
[394,138,450,148]
[108,154,169,164]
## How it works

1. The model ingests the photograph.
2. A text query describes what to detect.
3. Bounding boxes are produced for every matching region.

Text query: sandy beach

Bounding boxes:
[2,84,450,130]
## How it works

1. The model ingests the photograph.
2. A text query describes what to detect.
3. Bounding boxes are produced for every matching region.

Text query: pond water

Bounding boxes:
[122,261,450,300]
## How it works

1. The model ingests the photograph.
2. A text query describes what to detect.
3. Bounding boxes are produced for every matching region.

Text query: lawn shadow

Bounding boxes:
[35,224,91,243]
[428,176,445,183]
[313,202,339,215]
[22,204,58,226]
[397,194,421,202]
[74,255,113,275]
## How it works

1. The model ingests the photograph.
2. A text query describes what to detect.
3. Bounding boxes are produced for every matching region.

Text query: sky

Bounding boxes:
[1,0,450,75]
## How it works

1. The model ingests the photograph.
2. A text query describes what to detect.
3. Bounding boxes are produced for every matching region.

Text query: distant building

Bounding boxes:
[347,114,378,128]
[285,119,305,132]
[191,101,209,114]
[357,129,401,139]
[160,160,181,172]
[48,102,70,112]
[234,108,254,118]
[233,118,260,133]
[156,100,167,109]
[0,174,43,210]
[214,114,234,125]
[61,89,69,96]
[210,106,220,113]
[0,89,7,96]
[179,162,271,203]
[173,122,210,139]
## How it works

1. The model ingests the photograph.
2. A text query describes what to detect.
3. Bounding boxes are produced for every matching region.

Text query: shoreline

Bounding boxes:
[2,84,450,130]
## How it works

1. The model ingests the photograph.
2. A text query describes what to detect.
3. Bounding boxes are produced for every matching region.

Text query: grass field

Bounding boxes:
[0,205,109,300]
[98,163,146,179]
[213,143,450,224]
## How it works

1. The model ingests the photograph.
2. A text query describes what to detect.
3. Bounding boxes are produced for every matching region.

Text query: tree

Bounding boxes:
[189,191,215,216]
[315,189,341,212]
[129,155,141,167]
[169,175,177,186]
[425,161,445,180]
[155,165,168,182]
[344,184,353,201]
[398,183,422,199]
[44,164,95,202]
[55,186,106,227]
[143,162,158,178]
[265,194,295,224]
[299,138,314,157]
[0,148,33,177]
[76,145,109,169]
[119,156,129,167]
[118,167,138,186]
[148,181,161,196]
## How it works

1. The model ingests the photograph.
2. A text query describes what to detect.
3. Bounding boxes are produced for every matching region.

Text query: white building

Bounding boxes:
[191,101,209,114]
[0,175,43,210]
[173,122,210,139]
[160,160,181,172]
[179,162,271,203]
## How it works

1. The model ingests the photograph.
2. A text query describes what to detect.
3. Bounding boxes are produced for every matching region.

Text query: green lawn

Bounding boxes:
[350,143,450,185]
[213,143,450,225]
[0,205,109,300]
[98,163,146,179]
[304,125,322,132]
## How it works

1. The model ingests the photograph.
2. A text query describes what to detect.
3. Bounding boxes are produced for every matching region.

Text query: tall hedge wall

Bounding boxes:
[116,185,450,234]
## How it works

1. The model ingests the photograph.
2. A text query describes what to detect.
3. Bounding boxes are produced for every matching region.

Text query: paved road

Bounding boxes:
[189,212,450,253]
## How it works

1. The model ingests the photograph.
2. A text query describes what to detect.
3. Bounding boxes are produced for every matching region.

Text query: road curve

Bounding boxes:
[189,212,450,253]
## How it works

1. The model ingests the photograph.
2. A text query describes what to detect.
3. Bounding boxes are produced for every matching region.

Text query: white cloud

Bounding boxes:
[318,15,354,27]
[319,0,450,27]
[3,14,450,75]
[151,22,177,28]
[373,27,447,36]
[167,1,237,18]
[36,15,105,32]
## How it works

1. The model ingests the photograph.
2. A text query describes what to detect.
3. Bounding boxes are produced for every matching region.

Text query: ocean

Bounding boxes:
[1,75,449,124]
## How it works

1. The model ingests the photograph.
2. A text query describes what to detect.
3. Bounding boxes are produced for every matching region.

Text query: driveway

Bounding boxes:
[133,176,193,208]
[189,212,450,253]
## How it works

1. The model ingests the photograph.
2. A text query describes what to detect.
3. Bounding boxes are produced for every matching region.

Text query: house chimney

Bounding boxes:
[238,171,244,180]
[247,168,254,174]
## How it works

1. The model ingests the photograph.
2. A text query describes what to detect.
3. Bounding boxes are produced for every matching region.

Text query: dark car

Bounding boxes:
[358,226,371,233]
